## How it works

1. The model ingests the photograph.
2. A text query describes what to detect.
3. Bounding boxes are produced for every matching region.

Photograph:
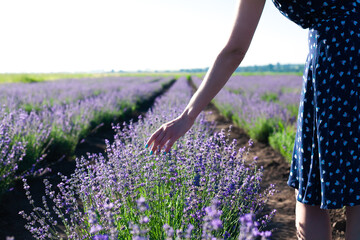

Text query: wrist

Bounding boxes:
[180,108,198,123]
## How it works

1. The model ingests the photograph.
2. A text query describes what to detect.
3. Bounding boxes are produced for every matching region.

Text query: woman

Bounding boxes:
[146,0,360,239]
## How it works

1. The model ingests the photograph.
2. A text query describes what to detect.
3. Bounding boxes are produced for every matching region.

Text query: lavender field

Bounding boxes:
[192,75,303,162]
[0,74,304,239]
[17,77,274,239]
[0,76,174,196]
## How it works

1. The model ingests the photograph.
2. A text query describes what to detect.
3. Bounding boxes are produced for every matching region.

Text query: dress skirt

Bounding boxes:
[287,7,360,209]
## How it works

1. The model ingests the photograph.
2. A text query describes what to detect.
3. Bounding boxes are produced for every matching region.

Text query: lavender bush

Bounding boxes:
[0,110,27,194]
[0,77,174,195]
[192,75,302,162]
[20,77,275,239]
[0,106,50,195]
[0,76,155,111]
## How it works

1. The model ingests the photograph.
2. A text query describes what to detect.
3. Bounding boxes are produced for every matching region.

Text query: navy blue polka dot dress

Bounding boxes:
[272,0,360,209]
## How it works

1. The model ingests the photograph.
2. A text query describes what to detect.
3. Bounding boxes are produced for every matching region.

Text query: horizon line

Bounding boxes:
[0,63,305,74]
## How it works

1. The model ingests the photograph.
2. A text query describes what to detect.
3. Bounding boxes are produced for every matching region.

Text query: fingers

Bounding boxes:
[146,119,182,155]
[164,138,176,153]
[146,125,169,154]
[153,131,167,155]
[156,132,169,155]
[146,128,175,155]
[150,130,165,153]
[145,128,162,150]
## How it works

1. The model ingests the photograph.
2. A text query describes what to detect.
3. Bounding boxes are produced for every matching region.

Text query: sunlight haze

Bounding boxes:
[0,0,308,73]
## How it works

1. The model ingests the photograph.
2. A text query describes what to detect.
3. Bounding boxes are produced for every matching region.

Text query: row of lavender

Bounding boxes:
[0,77,174,196]
[21,77,274,239]
[192,75,302,162]
[0,77,156,111]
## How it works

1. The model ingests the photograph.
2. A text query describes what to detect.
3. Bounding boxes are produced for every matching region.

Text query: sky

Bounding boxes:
[0,0,309,73]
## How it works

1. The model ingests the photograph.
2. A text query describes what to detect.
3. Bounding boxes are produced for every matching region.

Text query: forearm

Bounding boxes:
[180,48,244,121]
[179,0,265,122]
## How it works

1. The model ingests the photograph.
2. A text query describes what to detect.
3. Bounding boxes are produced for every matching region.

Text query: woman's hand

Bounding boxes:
[145,114,195,155]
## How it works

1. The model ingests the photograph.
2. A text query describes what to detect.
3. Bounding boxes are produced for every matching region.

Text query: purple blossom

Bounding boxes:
[140,216,149,224]
[18,77,276,239]
[90,224,103,234]
[202,198,223,239]
[184,224,194,239]
[163,224,174,239]
[136,196,149,212]
[192,75,301,142]
[238,213,272,240]
[93,234,109,240]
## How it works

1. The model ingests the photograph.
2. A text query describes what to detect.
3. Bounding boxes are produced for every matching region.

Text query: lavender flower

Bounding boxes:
[19,77,276,239]
[238,213,272,240]
[192,75,300,147]
[1,76,173,194]
[136,197,149,212]
[163,223,174,240]
[93,234,109,240]
[184,224,194,239]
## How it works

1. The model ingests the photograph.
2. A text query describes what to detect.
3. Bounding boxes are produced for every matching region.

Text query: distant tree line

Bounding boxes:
[178,63,304,73]
[235,63,304,72]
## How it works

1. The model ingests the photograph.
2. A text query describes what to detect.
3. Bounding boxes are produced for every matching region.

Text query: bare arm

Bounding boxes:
[146,0,266,155]
[181,0,266,121]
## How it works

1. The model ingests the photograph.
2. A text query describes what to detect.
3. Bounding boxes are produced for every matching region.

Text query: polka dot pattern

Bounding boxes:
[272,0,360,209]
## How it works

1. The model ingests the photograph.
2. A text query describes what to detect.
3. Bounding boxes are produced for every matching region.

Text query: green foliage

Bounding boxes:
[217,103,297,161]
[233,71,303,76]
[0,73,94,84]
[269,121,296,163]
[213,102,234,120]
[15,133,47,172]
[21,100,54,114]
[46,126,78,161]
[0,73,189,84]
[92,90,103,97]
[244,117,279,144]
[22,103,42,113]
[179,63,304,75]
[22,76,40,83]
[215,101,279,145]
[226,87,246,96]
[286,104,299,119]
[260,92,279,103]
[42,98,55,107]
